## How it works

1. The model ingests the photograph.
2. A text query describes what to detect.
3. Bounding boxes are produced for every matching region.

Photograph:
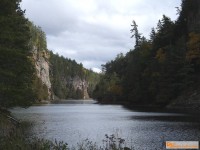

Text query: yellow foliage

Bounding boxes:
[156,48,166,63]
[83,68,87,74]
[109,85,123,96]
[186,32,200,62]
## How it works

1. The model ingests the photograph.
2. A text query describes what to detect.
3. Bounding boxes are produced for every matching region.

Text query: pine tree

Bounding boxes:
[130,20,141,48]
[0,0,35,107]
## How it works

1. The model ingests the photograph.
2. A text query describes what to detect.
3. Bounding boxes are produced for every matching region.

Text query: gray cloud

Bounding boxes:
[21,0,181,72]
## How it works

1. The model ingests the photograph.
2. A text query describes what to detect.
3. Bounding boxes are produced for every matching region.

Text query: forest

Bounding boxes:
[93,0,200,108]
[49,52,100,99]
[0,0,99,107]
[1,0,200,110]
[1,0,200,149]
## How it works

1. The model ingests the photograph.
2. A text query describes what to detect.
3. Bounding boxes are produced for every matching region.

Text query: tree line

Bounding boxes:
[93,0,200,107]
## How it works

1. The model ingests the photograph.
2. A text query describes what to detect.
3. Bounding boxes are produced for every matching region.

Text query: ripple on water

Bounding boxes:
[10,103,200,149]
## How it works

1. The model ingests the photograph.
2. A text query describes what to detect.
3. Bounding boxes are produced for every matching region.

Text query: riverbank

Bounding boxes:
[33,99,96,105]
[127,105,200,116]
[0,111,30,149]
[97,101,200,116]
[96,84,200,115]
[52,99,97,104]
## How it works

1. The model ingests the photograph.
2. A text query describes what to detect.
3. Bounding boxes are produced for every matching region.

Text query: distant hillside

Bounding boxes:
[29,22,100,101]
[49,51,100,100]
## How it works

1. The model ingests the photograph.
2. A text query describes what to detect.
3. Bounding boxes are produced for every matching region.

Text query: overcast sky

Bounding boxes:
[21,0,182,72]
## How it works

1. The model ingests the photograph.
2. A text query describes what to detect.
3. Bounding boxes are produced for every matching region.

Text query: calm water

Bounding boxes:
[10,101,200,149]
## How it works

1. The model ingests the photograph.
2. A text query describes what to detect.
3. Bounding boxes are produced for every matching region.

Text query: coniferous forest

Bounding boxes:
[93,0,200,109]
[1,0,200,150]
[0,0,35,107]
[0,0,99,108]
[0,0,200,110]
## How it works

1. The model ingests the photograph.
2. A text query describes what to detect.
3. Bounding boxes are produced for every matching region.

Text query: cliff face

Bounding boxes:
[28,24,98,101]
[69,76,90,99]
[52,74,90,100]
[31,46,91,100]
[49,52,100,100]
[32,46,52,100]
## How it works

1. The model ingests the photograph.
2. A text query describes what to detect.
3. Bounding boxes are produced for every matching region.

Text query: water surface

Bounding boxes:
[10,101,200,149]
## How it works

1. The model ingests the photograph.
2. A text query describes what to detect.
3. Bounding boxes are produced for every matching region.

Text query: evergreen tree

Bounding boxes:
[0,0,35,107]
[130,20,141,48]
[94,0,200,107]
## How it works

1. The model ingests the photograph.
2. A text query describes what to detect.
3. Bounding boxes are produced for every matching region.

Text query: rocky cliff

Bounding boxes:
[31,46,92,101]
[68,76,90,99]
[49,52,99,100]
[32,45,52,100]
[28,23,98,101]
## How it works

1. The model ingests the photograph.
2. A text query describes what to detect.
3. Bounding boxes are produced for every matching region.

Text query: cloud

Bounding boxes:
[92,67,102,73]
[21,0,182,71]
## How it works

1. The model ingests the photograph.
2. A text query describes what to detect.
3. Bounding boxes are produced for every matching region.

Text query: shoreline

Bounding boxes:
[33,99,200,115]
[96,101,200,115]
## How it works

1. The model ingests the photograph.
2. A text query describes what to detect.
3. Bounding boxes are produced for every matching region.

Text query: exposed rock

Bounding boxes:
[32,46,52,100]
[167,88,200,111]
[62,75,90,99]
[70,76,90,99]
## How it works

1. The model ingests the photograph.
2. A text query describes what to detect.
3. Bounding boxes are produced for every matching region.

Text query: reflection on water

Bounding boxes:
[53,99,97,104]
[130,114,200,122]
[10,101,200,149]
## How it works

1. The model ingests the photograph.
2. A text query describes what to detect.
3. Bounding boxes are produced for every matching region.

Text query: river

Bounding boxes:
[10,100,200,149]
